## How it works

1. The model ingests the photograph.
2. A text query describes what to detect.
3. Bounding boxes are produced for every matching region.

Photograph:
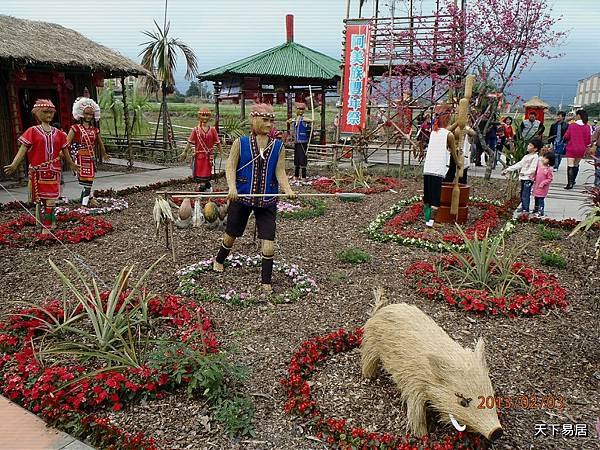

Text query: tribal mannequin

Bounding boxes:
[66,97,110,207]
[4,99,78,232]
[287,102,313,179]
[180,107,222,192]
[213,103,297,293]
[422,108,457,227]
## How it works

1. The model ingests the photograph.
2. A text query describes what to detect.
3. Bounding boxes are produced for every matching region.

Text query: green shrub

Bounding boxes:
[329,271,348,284]
[337,248,372,264]
[440,226,530,298]
[214,397,256,438]
[539,249,567,269]
[538,224,561,241]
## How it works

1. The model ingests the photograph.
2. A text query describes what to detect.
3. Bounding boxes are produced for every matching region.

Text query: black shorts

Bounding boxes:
[423,174,443,207]
[294,142,308,167]
[225,201,277,240]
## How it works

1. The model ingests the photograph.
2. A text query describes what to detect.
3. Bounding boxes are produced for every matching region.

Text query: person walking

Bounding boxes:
[520,111,545,140]
[502,138,542,215]
[532,152,556,217]
[590,125,600,187]
[548,111,568,172]
[563,109,592,190]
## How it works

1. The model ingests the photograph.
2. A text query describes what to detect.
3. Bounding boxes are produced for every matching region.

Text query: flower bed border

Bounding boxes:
[517,214,600,230]
[0,293,219,450]
[280,327,482,450]
[0,211,113,247]
[93,177,193,198]
[313,176,401,195]
[177,254,318,305]
[368,196,519,252]
[278,198,326,220]
[55,197,129,216]
[405,257,568,316]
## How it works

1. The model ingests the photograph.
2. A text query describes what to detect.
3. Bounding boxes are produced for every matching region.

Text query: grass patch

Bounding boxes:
[538,224,562,241]
[329,271,349,284]
[539,249,567,269]
[337,247,372,264]
[279,198,325,220]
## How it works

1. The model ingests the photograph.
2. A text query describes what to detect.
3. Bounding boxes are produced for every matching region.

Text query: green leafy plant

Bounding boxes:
[329,271,348,284]
[278,198,325,219]
[539,248,567,269]
[147,339,254,437]
[337,247,372,264]
[440,226,530,298]
[538,224,562,241]
[220,116,249,143]
[24,256,166,368]
[214,397,256,438]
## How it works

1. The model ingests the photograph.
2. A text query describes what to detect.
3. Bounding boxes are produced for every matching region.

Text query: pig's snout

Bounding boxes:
[488,427,503,441]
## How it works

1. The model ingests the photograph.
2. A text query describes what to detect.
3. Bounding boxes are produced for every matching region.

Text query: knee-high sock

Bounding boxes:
[216,240,232,264]
[81,187,92,206]
[43,204,55,228]
[301,167,307,178]
[294,166,300,178]
[261,253,274,285]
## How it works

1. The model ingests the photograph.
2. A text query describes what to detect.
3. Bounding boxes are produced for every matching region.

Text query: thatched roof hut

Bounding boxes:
[0,15,148,174]
[0,15,148,76]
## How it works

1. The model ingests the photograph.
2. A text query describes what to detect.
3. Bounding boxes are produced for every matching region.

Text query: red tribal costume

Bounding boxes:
[71,124,100,184]
[18,125,67,202]
[188,125,219,183]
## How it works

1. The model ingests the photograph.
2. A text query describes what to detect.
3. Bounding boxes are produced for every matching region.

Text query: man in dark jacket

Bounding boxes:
[548,111,568,171]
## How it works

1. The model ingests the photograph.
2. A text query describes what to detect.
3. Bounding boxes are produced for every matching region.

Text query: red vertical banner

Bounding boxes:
[340,20,371,136]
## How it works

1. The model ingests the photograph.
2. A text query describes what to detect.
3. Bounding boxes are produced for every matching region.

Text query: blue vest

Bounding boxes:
[293,118,309,143]
[236,135,282,207]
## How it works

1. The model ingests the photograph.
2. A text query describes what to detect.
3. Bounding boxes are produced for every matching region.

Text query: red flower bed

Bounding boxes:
[405,258,568,316]
[313,176,401,194]
[383,199,518,246]
[0,211,112,247]
[280,328,483,449]
[517,214,600,230]
[0,293,218,449]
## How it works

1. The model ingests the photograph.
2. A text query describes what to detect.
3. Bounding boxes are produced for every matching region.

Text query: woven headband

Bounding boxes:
[250,111,275,119]
[33,99,56,110]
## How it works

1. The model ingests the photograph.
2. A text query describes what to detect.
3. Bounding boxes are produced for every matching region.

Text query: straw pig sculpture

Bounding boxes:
[360,288,503,442]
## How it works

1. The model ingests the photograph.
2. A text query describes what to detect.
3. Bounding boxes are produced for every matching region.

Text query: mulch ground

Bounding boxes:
[0,171,598,450]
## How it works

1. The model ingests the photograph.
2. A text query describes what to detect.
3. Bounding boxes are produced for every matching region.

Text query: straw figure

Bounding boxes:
[421,105,456,227]
[213,103,296,293]
[287,102,313,179]
[3,99,78,233]
[66,96,109,207]
[180,107,223,192]
[360,288,503,442]
[447,75,475,215]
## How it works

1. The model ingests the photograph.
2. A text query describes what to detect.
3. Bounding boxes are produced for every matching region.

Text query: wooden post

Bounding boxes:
[121,76,133,168]
[320,85,327,145]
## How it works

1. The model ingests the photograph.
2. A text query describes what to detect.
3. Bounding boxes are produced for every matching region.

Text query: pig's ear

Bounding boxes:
[474,338,488,368]
[427,354,456,380]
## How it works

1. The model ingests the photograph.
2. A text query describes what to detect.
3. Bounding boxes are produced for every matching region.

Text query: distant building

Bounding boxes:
[576,73,600,106]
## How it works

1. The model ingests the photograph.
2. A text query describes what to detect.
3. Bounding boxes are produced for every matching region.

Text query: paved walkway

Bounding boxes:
[0,165,190,204]
[0,155,594,221]
[0,396,94,450]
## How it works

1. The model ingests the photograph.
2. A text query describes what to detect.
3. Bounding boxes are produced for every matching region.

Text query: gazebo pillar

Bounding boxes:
[286,88,293,134]
[240,90,246,119]
[320,85,327,144]
[214,82,221,132]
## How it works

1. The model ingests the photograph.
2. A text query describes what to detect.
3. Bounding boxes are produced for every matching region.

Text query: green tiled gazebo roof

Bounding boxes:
[198,41,341,83]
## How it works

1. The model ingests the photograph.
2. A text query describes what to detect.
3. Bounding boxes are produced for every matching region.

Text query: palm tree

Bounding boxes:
[139,14,198,150]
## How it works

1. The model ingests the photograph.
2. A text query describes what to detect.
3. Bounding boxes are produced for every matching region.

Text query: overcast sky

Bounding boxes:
[3,0,596,107]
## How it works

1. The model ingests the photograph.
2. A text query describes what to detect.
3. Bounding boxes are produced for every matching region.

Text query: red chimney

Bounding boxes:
[286,14,294,43]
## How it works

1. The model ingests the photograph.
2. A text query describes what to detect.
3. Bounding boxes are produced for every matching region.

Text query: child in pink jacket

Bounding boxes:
[532,151,556,217]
